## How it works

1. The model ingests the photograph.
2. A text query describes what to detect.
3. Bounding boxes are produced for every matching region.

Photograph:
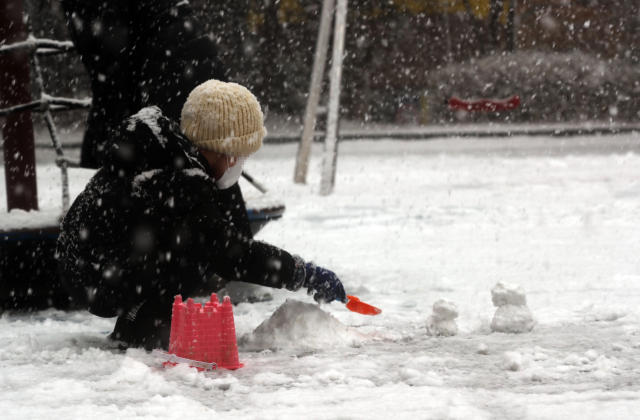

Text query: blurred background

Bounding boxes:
[24,0,640,130]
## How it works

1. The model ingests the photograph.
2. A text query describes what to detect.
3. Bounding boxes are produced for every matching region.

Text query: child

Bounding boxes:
[57,80,347,350]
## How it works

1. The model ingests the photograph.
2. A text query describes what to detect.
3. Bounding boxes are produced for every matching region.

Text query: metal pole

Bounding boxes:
[294,0,336,184]
[241,171,268,194]
[31,53,70,213]
[0,0,39,212]
[319,0,347,196]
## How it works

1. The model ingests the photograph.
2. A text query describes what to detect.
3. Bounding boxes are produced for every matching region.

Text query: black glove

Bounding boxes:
[302,262,348,304]
[286,256,347,304]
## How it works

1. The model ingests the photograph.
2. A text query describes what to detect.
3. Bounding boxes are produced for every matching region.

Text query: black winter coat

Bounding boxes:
[60,0,227,168]
[57,107,295,317]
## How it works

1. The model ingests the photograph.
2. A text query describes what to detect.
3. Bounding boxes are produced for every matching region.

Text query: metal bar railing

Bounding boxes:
[0,95,91,117]
[0,36,74,55]
[1,24,84,213]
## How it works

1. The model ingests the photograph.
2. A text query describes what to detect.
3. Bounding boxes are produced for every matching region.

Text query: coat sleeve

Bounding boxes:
[183,198,296,289]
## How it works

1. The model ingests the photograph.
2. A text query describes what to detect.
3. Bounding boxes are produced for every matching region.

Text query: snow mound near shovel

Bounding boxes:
[239,299,368,351]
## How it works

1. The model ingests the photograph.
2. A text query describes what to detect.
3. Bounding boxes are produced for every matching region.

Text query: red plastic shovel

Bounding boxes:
[345,295,382,316]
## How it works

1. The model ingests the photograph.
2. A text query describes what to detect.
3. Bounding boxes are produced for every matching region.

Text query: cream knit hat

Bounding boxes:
[181,80,267,157]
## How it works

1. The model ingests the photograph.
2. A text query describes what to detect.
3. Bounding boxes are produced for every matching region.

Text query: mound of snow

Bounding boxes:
[239,299,368,351]
[477,343,489,355]
[490,282,537,333]
[1,209,62,231]
[491,282,527,307]
[502,351,533,372]
[491,305,537,333]
[578,302,629,322]
[426,299,459,337]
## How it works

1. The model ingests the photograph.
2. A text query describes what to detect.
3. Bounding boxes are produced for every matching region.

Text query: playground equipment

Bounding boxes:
[152,294,242,371]
[294,0,348,196]
[448,95,521,112]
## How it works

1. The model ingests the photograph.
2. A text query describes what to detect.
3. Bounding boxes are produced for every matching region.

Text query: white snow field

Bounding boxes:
[1,134,640,419]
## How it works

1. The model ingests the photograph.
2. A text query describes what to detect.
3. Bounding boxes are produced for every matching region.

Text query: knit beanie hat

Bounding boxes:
[180,80,267,157]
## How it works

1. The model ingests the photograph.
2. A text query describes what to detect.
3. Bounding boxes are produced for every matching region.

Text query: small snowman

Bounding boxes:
[426,299,459,337]
[490,282,537,333]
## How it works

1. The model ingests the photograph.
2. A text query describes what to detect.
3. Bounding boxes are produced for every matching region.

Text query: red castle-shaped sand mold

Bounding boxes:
[168,294,242,370]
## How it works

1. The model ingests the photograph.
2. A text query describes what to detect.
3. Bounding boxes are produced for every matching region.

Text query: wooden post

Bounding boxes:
[0,0,38,212]
[294,0,336,184]
[319,0,347,196]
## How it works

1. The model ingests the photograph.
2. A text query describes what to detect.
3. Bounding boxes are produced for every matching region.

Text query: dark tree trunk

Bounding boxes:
[461,0,488,56]
[489,0,506,50]
[506,0,516,52]
[255,0,282,108]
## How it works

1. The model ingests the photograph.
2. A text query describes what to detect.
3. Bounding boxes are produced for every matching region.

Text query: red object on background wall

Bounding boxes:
[448,95,521,112]
[0,0,38,212]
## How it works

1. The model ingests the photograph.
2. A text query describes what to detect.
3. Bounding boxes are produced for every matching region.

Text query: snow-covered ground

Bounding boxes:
[1,135,640,419]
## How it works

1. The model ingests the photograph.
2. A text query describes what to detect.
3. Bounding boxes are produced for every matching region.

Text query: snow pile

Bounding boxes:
[399,368,444,387]
[0,209,62,232]
[477,343,489,355]
[239,299,368,351]
[502,351,534,372]
[497,346,624,380]
[425,299,459,337]
[577,301,629,322]
[0,335,40,361]
[490,282,537,333]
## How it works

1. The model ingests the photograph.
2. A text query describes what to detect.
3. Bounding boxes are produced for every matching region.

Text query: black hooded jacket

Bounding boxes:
[57,107,295,317]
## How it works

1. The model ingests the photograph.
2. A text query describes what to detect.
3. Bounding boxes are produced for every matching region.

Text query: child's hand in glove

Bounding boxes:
[303,262,348,304]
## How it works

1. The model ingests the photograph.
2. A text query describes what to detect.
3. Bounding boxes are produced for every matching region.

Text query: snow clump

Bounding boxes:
[239,299,368,351]
[477,343,489,355]
[126,106,168,145]
[502,351,534,371]
[425,299,459,337]
[585,350,599,361]
[490,282,537,333]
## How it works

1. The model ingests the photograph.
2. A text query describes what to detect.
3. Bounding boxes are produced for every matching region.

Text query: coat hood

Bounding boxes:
[103,106,209,176]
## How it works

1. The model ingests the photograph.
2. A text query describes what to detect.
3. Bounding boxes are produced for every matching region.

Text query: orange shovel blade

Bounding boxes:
[346,295,382,316]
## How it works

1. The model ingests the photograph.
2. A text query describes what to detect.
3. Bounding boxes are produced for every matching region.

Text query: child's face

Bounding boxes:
[198,148,241,180]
